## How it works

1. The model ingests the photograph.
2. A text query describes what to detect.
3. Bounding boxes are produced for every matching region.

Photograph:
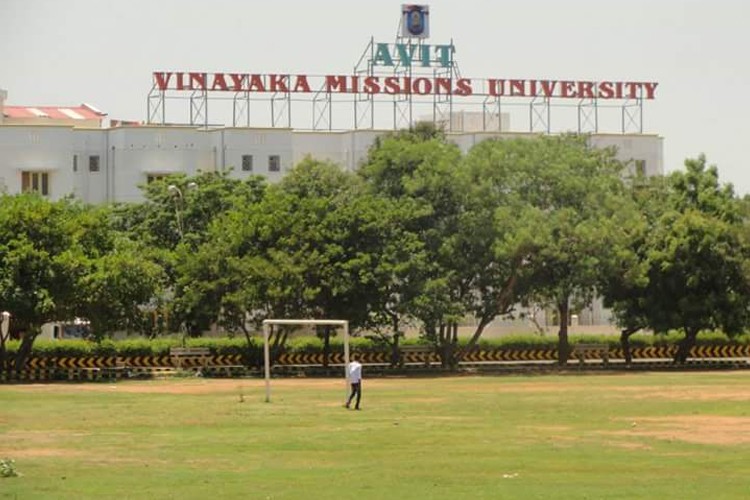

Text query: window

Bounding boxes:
[147,174,167,184]
[73,155,78,172]
[21,171,50,196]
[89,155,100,172]
[242,155,253,172]
[635,159,646,176]
[268,155,281,172]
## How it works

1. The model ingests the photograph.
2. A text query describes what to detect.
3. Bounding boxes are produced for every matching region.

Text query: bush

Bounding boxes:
[114,338,178,356]
[487,335,559,349]
[2,340,20,356]
[185,337,261,356]
[285,336,382,353]
[399,337,432,347]
[286,336,324,353]
[31,340,94,357]
[7,329,750,359]
[1,458,19,478]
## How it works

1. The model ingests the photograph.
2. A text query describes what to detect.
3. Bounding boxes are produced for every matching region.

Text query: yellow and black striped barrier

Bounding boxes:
[122,356,171,367]
[1,345,749,383]
[10,345,750,371]
[10,346,750,370]
[212,354,244,366]
[51,356,117,369]
[277,352,394,365]
[0,369,56,382]
[690,345,750,357]
[627,346,677,359]
[462,349,558,362]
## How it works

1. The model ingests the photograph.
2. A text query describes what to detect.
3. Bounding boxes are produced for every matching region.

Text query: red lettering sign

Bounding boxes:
[151,72,657,100]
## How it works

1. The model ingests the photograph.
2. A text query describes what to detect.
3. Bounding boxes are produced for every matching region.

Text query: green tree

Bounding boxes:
[359,125,467,365]
[601,173,667,363]
[491,135,631,363]
[455,139,558,361]
[75,239,167,338]
[0,195,85,369]
[604,156,750,364]
[359,197,427,364]
[182,158,407,363]
[176,199,285,351]
[266,158,388,363]
[117,171,267,336]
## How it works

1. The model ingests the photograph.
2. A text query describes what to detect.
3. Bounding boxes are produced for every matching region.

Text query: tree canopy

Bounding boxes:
[2,133,748,368]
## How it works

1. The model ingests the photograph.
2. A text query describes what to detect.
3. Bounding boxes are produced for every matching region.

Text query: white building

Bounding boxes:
[0,90,663,203]
[0,90,662,334]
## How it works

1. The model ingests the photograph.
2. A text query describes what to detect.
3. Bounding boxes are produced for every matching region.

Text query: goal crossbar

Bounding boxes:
[262,319,350,402]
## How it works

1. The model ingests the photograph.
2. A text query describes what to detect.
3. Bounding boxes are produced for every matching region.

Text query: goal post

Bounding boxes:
[261,318,350,403]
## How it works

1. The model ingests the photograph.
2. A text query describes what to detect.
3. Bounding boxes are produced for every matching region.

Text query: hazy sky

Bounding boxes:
[1,0,748,193]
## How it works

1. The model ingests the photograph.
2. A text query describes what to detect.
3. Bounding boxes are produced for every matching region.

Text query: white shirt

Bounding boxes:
[348,361,362,383]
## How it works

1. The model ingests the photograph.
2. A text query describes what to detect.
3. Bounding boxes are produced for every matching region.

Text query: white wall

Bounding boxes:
[292,131,347,169]
[591,134,664,176]
[107,127,214,202]
[0,89,6,125]
[74,129,108,203]
[221,128,293,182]
[0,124,664,203]
[0,126,76,199]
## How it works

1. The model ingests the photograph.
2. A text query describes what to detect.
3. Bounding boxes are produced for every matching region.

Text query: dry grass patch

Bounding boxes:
[611,385,750,402]
[607,415,750,446]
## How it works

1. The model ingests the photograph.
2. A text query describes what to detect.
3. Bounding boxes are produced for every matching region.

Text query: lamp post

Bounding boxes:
[166,183,196,344]
[167,182,197,240]
[1,311,10,339]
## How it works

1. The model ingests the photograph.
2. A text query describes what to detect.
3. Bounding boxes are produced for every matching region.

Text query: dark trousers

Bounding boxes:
[346,382,361,409]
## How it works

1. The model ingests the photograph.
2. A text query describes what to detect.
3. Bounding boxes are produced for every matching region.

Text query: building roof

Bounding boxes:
[3,103,106,120]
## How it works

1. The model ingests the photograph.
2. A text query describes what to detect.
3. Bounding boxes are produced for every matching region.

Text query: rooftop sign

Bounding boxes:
[402,4,429,38]
[152,71,658,100]
[146,4,657,133]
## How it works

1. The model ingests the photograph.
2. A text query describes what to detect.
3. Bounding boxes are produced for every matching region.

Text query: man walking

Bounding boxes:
[345,355,362,410]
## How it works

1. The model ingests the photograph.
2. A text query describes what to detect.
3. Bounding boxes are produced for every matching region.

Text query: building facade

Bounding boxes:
[0,90,663,203]
[0,89,662,334]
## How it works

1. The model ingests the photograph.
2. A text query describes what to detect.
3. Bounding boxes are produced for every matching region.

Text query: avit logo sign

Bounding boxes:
[402,4,429,38]
[151,4,658,101]
[373,43,453,68]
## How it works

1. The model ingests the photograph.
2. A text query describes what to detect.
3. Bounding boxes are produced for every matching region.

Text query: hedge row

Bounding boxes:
[2,331,749,358]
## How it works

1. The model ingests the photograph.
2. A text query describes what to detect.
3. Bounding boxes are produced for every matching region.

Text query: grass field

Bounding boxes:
[1,372,749,499]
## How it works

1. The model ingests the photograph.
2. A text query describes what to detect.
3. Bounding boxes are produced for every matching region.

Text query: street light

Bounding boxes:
[166,184,197,343]
[167,182,197,239]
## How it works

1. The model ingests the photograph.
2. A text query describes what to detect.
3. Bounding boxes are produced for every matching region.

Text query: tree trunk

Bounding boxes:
[449,323,458,368]
[0,341,6,375]
[674,328,698,364]
[390,315,401,367]
[240,323,256,368]
[455,316,491,362]
[557,300,570,365]
[620,327,640,365]
[435,323,458,369]
[0,327,7,374]
[322,326,331,368]
[436,323,448,368]
[270,326,288,364]
[392,335,402,367]
[14,330,37,372]
[456,273,518,362]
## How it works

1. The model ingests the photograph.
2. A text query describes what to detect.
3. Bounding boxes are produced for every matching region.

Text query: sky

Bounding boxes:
[1,0,748,193]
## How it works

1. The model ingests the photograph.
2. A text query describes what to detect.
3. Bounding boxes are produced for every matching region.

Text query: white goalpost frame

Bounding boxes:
[262,319,350,403]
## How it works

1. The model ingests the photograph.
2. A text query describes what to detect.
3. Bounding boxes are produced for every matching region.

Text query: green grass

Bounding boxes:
[1,372,749,499]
